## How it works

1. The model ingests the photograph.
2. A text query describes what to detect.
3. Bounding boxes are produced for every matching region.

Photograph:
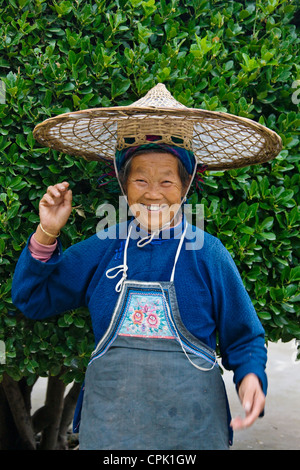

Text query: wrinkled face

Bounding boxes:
[126,152,190,232]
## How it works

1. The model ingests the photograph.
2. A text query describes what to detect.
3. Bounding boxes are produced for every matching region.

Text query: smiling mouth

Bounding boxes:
[141,204,169,212]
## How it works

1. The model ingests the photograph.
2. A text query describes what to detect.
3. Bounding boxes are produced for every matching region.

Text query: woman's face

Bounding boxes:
[126,152,189,232]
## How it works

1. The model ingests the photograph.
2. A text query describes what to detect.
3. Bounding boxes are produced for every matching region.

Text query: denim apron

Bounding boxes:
[77,224,231,450]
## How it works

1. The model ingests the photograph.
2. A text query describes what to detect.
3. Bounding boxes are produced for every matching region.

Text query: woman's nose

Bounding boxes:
[144,183,162,200]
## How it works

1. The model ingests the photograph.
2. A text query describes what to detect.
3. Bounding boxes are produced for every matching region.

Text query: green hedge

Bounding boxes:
[0,0,299,388]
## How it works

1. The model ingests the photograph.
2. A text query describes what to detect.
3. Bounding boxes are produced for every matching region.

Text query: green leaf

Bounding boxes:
[53,0,72,16]
[74,317,85,328]
[111,78,131,99]
[258,232,276,240]
[50,364,61,376]
[239,225,255,235]
[289,267,300,283]
[260,217,274,230]
[7,201,21,220]
[258,311,272,320]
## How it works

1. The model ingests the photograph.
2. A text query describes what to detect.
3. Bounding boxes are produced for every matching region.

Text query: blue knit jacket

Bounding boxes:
[12,218,267,395]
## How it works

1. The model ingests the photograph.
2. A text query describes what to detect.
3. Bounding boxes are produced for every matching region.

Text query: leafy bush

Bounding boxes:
[0,0,299,449]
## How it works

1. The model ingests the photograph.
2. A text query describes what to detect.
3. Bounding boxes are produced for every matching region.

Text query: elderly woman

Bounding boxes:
[12,84,282,450]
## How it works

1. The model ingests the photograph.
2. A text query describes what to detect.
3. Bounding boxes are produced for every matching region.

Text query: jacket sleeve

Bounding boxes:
[210,239,268,396]
[11,233,99,320]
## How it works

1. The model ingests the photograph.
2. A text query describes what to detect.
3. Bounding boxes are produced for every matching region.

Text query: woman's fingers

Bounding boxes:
[41,182,70,206]
[37,182,72,244]
[230,373,265,431]
[41,192,55,206]
[47,186,61,199]
[47,182,69,200]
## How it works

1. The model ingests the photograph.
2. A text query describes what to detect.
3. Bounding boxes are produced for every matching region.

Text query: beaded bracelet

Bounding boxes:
[39,223,60,238]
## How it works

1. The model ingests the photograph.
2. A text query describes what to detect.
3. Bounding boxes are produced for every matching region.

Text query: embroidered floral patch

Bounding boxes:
[118,291,175,338]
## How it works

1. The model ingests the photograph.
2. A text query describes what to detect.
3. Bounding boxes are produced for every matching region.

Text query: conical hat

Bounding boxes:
[33,83,282,170]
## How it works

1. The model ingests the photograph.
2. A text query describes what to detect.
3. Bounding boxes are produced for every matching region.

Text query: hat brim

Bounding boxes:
[33,105,282,171]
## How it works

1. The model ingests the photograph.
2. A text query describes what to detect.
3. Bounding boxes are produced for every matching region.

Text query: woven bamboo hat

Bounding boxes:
[33,83,282,171]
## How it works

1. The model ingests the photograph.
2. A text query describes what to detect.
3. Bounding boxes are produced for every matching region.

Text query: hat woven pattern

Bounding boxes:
[33,83,282,170]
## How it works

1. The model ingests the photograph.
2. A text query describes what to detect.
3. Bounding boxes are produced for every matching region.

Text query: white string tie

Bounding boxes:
[137,230,159,247]
[105,225,132,292]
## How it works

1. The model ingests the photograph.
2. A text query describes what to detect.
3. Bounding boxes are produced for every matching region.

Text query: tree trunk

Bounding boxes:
[57,381,81,449]
[1,373,36,450]
[39,373,66,450]
[0,384,19,449]
[1,372,80,450]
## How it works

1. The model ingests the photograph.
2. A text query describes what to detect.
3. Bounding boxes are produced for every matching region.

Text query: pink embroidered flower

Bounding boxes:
[132,309,144,325]
[142,303,156,315]
[146,312,160,329]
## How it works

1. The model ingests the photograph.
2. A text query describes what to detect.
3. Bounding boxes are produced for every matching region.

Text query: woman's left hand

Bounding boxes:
[230,373,266,430]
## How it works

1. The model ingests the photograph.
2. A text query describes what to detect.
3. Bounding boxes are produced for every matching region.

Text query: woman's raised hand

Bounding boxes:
[35,182,73,244]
